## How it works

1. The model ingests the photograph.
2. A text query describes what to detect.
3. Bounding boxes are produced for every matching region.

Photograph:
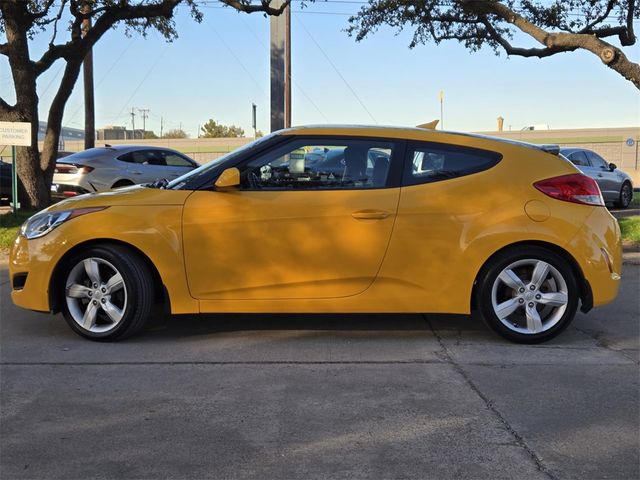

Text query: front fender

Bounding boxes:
[10,203,198,314]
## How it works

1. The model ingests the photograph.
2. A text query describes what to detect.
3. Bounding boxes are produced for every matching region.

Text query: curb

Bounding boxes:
[623,246,640,265]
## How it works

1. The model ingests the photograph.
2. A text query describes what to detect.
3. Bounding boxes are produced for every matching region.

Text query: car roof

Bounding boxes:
[100,145,182,153]
[279,125,560,155]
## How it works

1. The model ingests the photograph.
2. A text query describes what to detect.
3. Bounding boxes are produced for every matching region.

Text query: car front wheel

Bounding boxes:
[61,245,154,341]
[476,246,579,343]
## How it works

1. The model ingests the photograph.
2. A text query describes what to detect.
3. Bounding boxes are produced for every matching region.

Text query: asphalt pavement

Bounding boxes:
[1,261,638,480]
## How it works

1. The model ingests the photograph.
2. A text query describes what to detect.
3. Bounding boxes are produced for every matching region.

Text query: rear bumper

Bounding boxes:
[567,207,622,308]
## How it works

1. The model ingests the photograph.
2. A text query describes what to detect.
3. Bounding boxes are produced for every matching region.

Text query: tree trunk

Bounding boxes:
[2,2,50,209]
[2,3,88,210]
[40,57,86,202]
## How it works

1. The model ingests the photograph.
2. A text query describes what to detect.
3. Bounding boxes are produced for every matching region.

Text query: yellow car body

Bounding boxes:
[9,126,622,341]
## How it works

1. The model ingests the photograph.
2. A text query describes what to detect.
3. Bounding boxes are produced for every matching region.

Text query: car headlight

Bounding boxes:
[20,207,107,240]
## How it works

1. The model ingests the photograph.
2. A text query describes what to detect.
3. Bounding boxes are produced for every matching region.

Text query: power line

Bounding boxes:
[236,13,330,122]
[206,19,268,97]
[293,13,378,124]
[65,37,137,127]
[110,43,170,125]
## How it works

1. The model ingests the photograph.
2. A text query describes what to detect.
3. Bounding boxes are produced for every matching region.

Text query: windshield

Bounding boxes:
[166,133,279,190]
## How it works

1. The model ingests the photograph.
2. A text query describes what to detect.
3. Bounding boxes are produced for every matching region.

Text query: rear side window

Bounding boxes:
[116,152,133,163]
[403,142,502,186]
[566,151,590,167]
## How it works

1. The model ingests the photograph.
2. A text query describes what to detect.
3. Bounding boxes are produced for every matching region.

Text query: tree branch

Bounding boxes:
[588,25,627,38]
[622,0,636,46]
[48,0,68,48]
[219,0,289,15]
[578,0,617,34]
[0,96,15,115]
[478,1,640,88]
[481,17,575,58]
[28,0,57,20]
[33,0,183,75]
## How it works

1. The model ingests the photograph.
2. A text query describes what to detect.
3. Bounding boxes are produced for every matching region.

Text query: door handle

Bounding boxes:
[597,174,604,177]
[352,210,390,220]
[130,170,142,175]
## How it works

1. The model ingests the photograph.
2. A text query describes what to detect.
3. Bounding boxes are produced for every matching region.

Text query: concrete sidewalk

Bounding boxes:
[1,263,638,479]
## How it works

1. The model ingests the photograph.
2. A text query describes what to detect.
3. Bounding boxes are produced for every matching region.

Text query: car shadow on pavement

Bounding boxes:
[139,312,488,340]
[135,311,603,348]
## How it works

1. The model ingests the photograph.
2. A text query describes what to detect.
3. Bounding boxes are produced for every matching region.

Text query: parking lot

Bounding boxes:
[1,261,638,479]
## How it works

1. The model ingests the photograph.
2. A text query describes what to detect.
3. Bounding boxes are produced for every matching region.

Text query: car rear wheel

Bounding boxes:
[61,245,154,341]
[476,246,579,343]
[614,182,633,209]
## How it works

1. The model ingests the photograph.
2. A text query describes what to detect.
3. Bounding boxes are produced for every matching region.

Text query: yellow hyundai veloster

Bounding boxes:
[10,125,622,343]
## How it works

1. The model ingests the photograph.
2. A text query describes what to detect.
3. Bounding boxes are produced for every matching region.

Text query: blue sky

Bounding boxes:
[1,1,639,137]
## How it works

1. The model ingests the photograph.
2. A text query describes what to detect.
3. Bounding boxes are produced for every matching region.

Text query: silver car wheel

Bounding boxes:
[491,259,569,335]
[65,257,127,334]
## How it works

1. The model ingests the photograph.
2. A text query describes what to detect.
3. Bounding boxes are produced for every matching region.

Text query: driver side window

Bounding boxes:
[586,151,608,169]
[239,139,393,190]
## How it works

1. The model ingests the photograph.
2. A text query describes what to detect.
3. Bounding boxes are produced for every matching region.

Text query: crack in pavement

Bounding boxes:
[423,314,559,480]
[573,325,640,364]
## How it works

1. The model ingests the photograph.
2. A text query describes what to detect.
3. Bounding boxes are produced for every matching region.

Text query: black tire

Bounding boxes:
[112,180,134,189]
[614,182,633,209]
[60,245,154,341]
[476,245,580,344]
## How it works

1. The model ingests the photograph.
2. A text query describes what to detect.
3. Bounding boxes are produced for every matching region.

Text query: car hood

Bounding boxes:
[48,185,192,212]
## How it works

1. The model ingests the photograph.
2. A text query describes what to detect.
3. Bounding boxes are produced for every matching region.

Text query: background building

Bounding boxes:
[37,121,85,143]
[97,125,149,141]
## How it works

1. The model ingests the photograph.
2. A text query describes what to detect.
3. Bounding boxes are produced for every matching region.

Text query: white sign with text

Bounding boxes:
[0,121,32,147]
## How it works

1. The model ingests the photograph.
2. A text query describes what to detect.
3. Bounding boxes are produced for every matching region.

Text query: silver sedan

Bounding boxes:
[560,147,634,209]
[52,145,198,198]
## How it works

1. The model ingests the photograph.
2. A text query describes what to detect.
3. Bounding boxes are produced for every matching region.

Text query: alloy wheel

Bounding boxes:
[65,257,127,333]
[491,259,569,335]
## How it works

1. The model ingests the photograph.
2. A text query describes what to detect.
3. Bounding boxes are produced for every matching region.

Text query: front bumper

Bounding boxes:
[9,233,60,312]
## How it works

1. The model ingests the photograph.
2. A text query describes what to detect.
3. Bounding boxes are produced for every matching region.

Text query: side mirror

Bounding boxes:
[215,167,240,189]
[609,163,617,171]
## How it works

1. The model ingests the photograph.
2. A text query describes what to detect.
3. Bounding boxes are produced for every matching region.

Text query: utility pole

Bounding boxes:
[252,103,257,139]
[130,107,136,139]
[284,4,291,128]
[138,108,149,138]
[160,117,164,138]
[439,90,444,130]
[270,0,291,132]
[82,1,95,149]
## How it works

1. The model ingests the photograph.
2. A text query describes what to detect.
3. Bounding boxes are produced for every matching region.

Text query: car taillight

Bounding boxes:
[534,174,604,207]
[54,164,94,174]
